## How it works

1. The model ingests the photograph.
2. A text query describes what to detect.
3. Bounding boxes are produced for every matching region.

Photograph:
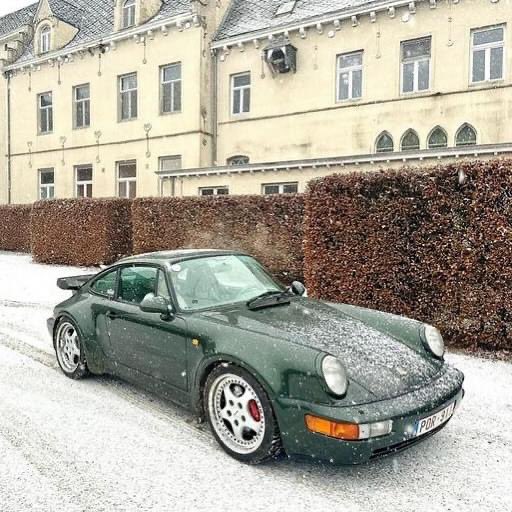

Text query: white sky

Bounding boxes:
[0,0,36,17]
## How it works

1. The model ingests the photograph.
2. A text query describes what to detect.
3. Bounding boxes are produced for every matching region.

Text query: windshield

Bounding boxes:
[168,255,283,311]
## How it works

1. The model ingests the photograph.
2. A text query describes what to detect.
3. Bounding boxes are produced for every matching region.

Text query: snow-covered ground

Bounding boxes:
[0,251,510,511]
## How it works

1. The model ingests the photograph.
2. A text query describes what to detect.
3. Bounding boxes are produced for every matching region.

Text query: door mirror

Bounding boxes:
[140,293,175,319]
[290,281,307,297]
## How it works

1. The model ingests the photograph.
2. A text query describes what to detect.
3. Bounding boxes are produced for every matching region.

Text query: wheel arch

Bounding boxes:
[192,355,277,420]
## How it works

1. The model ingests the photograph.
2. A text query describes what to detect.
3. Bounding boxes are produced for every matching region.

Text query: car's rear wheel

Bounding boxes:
[54,318,89,380]
[204,365,282,464]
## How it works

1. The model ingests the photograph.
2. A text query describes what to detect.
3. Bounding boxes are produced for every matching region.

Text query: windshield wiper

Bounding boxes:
[246,290,292,310]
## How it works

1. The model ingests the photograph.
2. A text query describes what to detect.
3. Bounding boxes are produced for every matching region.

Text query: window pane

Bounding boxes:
[121,75,136,91]
[119,163,136,178]
[234,73,250,87]
[377,133,394,152]
[233,89,241,113]
[474,27,503,46]
[283,183,298,194]
[41,110,48,131]
[162,83,172,113]
[402,62,414,92]
[131,90,138,117]
[418,60,430,90]
[340,53,362,68]
[201,189,214,196]
[77,167,93,181]
[352,69,362,98]
[490,46,503,80]
[173,81,182,112]
[160,156,182,171]
[76,102,84,127]
[157,271,171,300]
[119,267,159,304]
[339,72,349,100]
[217,188,229,195]
[242,88,250,113]
[428,129,447,148]
[86,184,93,198]
[40,93,52,107]
[402,38,431,60]
[119,181,127,198]
[472,49,486,82]
[456,125,476,146]
[40,171,54,184]
[48,108,53,131]
[76,85,89,100]
[128,181,137,199]
[92,270,117,297]
[163,64,181,82]
[40,187,47,200]
[402,131,420,151]
[264,185,280,195]
[121,93,130,119]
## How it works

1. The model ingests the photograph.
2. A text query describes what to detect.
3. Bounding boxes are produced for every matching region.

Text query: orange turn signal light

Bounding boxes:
[305,414,360,441]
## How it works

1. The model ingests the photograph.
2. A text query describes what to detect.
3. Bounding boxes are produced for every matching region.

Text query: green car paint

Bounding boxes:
[48,250,464,465]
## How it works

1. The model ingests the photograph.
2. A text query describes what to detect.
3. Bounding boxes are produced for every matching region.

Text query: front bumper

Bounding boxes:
[275,365,464,465]
[47,317,55,338]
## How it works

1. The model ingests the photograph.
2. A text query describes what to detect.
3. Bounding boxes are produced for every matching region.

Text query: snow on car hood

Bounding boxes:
[202,298,442,401]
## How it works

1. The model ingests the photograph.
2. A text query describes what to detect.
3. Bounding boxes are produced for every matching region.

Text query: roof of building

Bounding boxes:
[0,0,192,63]
[0,3,38,39]
[215,0,391,41]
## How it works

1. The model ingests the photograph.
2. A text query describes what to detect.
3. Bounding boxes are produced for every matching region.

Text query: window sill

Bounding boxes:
[336,97,363,104]
[37,131,53,136]
[159,110,183,117]
[469,79,505,89]
[118,117,138,123]
[73,125,91,131]
[399,89,432,98]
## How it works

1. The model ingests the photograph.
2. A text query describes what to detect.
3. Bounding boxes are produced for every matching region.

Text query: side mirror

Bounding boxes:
[290,281,307,297]
[140,293,175,320]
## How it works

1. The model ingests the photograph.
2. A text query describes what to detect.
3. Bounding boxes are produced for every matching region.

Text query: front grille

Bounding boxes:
[370,422,448,460]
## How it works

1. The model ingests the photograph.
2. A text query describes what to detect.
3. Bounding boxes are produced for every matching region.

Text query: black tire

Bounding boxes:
[53,316,90,380]
[204,364,283,465]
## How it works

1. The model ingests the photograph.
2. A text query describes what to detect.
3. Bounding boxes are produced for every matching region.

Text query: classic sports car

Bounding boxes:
[48,250,464,465]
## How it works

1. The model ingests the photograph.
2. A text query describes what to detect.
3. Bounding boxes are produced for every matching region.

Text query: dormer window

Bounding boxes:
[39,25,51,54]
[122,0,136,29]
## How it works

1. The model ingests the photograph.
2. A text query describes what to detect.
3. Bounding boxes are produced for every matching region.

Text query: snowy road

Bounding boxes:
[0,252,511,512]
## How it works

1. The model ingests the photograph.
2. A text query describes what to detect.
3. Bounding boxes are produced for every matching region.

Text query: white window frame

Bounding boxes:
[117,160,137,198]
[231,72,251,115]
[470,25,505,84]
[119,73,138,121]
[122,0,136,29]
[400,37,431,94]
[39,168,55,200]
[199,186,229,197]
[73,83,90,129]
[160,63,182,114]
[39,25,51,54]
[38,92,53,134]
[262,182,299,195]
[336,51,363,102]
[75,165,93,198]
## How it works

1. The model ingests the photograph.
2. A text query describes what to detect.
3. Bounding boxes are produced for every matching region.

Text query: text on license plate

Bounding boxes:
[414,402,456,437]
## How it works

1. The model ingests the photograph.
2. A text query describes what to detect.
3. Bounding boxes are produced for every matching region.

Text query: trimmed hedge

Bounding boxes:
[304,159,512,351]
[132,195,304,283]
[0,205,32,252]
[31,198,133,266]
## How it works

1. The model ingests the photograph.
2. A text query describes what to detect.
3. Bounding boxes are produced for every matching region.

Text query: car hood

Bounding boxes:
[199,298,442,401]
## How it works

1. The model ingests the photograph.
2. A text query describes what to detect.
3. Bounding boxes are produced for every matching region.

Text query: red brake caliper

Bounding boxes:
[248,399,261,422]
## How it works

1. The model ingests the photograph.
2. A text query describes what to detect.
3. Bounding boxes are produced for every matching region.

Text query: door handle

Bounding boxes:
[106,311,120,320]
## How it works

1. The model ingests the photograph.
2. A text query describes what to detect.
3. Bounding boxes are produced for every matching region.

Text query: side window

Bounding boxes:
[118,266,158,305]
[91,270,118,298]
[157,270,171,301]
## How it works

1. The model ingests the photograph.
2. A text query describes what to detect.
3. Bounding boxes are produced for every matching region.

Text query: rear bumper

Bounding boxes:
[275,365,464,465]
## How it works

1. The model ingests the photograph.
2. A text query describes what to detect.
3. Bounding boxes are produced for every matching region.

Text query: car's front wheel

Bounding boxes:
[54,318,89,380]
[204,365,282,464]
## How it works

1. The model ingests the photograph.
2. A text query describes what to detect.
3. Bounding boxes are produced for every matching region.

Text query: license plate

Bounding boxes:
[414,402,455,437]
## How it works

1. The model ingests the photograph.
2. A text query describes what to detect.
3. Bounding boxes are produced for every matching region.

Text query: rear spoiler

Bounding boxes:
[57,274,97,291]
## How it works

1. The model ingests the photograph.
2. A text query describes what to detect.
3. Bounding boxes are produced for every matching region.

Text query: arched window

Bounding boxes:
[227,155,250,166]
[400,129,420,151]
[39,25,51,54]
[122,0,136,29]
[455,123,477,147]
[428,126,448,149]
[375,132,394,153]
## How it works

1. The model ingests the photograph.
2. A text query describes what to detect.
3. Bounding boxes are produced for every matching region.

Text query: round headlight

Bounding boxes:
[321,355,348,396]
[423,325,445,359]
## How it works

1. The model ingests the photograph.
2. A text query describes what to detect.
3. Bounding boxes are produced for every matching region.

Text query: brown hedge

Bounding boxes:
[0,204,32,252]
[31,198,133,266]
[132,195,304,283]
[304,158,512,352]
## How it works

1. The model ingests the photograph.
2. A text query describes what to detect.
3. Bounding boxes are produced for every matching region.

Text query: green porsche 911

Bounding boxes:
[48,250,464,465]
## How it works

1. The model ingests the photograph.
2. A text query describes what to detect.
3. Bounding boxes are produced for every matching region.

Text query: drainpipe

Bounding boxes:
[211,48,218,166]
[6,71,12,205]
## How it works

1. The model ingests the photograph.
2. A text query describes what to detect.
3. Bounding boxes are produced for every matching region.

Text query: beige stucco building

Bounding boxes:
[1,0,512,204]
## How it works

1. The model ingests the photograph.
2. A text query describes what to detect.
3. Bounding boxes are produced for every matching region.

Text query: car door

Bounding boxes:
[106,265,189,391]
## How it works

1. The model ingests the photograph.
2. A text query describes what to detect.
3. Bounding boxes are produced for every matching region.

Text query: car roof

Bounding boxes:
[118,249,248,265]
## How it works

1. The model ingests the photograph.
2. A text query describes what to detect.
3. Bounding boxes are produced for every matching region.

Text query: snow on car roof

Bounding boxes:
[119,249,248,264]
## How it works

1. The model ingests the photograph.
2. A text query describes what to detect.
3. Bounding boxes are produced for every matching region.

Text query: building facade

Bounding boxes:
[1,0,512,204]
